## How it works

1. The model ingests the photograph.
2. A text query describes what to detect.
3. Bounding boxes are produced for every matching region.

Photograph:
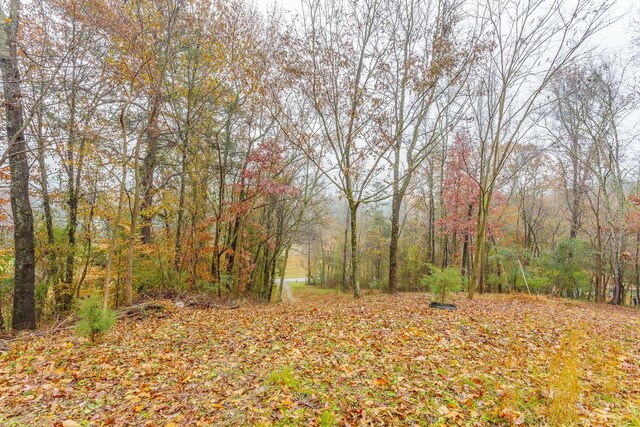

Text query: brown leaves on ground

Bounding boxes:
[0,293,639,426]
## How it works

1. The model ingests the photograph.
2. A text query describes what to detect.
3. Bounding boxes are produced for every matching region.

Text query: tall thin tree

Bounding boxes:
[0,0,36,330]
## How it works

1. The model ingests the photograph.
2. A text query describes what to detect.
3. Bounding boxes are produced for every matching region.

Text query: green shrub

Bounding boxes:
[421,265,463,303]
[369,278,384,290]
[526,275,552,293]
[75,295,115,343]
[541,238,592,298]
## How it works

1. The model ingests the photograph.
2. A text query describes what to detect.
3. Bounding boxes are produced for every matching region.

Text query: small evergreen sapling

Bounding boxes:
[75,295,115,343]
[421,265,463,304]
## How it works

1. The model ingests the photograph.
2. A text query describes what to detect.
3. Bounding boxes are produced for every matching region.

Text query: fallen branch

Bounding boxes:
[119,301,167,318]
[1,314,77,346]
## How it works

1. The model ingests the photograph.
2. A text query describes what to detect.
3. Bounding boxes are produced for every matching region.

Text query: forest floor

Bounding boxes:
[1,287,639,426]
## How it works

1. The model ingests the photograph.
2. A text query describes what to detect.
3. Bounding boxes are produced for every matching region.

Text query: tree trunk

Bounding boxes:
[388,190,401,294]
[0,289,4,331]
[225,215,241,276]
[636,233,640,305]
[349,202,361,298]
[428,163,436,265]
[75,176,97,297]
[140,93,161,244]
[35,102,56,288]
[469,194,489,299]
[278,244,292,302]
[265,250,278,302]
[0,1,36,330]
[569,136,580,239]
[461,205,473,278]
[341,206,349,292]
[442,235,449,269]
[174,141,188,272]
[124,136,142,306]
[307,238,312,285]
[611,257,624,305]
[104,108,128,310]
[62,176,78,310]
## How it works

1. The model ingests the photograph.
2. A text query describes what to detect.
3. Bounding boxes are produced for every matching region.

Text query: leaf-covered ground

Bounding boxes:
[1,290,639,426]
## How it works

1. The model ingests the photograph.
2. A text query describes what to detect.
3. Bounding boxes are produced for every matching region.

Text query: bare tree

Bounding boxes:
[466,0,613,298]
[296,0,394,297]
[577,59,634,304]
[546,68,596,239]
[381,0,475,293]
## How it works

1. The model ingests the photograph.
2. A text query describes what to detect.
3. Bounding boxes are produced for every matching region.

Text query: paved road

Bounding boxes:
[282,282,296,302]
[276,277,306,302]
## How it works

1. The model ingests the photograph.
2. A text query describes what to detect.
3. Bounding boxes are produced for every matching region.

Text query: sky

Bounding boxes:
[257,0,640,157]
[595,0,638,51]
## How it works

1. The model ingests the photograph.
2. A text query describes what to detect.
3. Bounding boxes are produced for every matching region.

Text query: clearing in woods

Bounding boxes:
[284,254,308,279]
[1,288,639,426]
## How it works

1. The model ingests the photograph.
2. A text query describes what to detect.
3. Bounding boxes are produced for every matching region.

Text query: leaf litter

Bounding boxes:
[0,293,639,426]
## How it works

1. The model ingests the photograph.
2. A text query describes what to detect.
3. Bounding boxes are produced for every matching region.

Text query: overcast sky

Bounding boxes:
[258,0,638,51]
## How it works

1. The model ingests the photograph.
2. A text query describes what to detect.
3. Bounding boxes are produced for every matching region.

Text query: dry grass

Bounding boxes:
[284,254,307,278]
[548,328,583,425]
